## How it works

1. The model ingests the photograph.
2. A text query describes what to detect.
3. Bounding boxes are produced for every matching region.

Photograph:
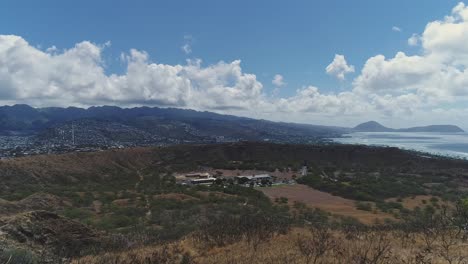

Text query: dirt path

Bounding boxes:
[135,170,152,219]
[259,184,393,224]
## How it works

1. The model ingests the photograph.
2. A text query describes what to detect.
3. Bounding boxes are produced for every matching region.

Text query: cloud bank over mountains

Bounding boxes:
[1,2,468,128]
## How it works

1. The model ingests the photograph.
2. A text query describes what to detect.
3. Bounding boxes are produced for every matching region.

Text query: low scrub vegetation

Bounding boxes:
[3,143,468,263]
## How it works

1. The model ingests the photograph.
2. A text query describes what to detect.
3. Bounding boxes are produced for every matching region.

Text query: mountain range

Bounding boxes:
[0,104,347,146]
[354,121,464,133]
[0,105,463,148]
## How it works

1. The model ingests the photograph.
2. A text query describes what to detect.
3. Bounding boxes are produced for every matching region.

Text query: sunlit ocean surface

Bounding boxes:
[332,132,468,158]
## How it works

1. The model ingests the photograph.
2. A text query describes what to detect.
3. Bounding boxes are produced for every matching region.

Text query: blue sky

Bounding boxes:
[1,0,458,95]
[1,1,468,128]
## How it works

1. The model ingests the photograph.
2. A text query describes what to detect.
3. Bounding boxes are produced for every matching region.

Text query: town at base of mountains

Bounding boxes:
[0,104,463,159]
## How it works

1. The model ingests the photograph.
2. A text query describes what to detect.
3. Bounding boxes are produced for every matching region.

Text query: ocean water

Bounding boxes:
[332,132,468,158]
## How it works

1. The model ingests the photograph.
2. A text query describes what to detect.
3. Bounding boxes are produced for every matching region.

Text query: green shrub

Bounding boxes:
[0,248,37,264]
[62,208,93,221]
[356,202,373,211]
[95,215,137,230]
[376,201,403,212]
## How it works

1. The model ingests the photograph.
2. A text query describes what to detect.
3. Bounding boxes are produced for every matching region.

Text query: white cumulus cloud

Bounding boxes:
[325,54,355,80]
[181,34,193,55]
[272,74,285,87]
[408,34,420,46]
[0,35,263,111]
[181,43,191,54]
[355,2,468,101]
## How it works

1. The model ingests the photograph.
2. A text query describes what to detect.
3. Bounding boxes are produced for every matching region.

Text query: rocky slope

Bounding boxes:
[0,211,102,263]
[0,193,68,216]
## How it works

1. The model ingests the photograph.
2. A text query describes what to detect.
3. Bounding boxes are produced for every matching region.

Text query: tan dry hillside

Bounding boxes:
[0,147,157,195]
[260,184,393,224]
[71,227,468,264]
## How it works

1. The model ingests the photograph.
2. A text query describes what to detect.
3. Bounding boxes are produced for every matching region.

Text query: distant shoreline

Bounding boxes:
[331,131,468,160]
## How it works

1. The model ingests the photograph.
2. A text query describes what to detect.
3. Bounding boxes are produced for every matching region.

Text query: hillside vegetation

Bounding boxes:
[2,142,468,200]
[2,142,468,263]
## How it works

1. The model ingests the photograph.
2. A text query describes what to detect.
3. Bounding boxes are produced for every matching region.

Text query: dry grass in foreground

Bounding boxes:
[71,227,468,264]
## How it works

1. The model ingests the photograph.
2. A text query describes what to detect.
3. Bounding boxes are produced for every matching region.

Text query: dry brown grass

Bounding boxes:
[70,227,468,264]
[386,195,450,210]
[0,147,157,191]
[71,242,195,264]
[260,184,393,224]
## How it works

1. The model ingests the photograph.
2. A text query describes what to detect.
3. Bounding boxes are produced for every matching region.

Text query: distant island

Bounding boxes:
[354,121,465,133]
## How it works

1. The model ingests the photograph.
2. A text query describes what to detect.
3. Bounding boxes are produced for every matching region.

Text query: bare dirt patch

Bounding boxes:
[111,199,131,207]
[259,184,392,224]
